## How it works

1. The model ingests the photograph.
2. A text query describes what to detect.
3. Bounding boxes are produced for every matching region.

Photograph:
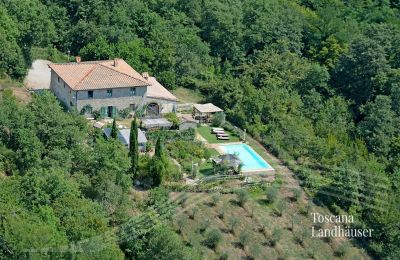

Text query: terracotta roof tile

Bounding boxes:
[48,59,149,91]
[146,76,177,101]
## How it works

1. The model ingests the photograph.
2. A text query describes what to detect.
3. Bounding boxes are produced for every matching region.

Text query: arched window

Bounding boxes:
[146,103,159,116]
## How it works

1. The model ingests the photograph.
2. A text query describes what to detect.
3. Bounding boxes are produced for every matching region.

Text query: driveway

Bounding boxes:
[24,59,51,90]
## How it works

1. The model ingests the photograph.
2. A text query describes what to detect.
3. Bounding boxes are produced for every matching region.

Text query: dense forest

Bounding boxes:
[1,0,400,258]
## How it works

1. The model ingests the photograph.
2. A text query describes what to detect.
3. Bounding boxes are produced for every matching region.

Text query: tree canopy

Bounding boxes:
[1,0,400,258]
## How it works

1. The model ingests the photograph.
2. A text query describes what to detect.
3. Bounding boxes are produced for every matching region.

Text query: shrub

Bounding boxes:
[92,110,102,120]
[176,216,187,234]
[299,201,312,215]
[257,223,265,234]
[288,214,301,232]
[118,107,131,119]
[273,199,285,217]
[166,140,211,165]
[306,240,319,259]
[266,186,278,203]
[203,229,223,249]
[334,241,350,257]
[145,141,153,153]
[165,112,181,129]
[292,188,302,202]
[323,232,332,244]
[219,252,228,260]
[211,112,225,127]
[199,218,210,234]
[146,187,175,219]
[178,192,188,207]
[210,193,220,207]
[188,207,198,220]
[165,160,183,182]
[218,208,225,219]
[236,189,248,207]
[248,243,263,259]
[80,104,93,115]
[227,216,238,234]
[245,204,254,218]
[238,231,251,249]
[270,227,282,247]
[293,229,307,246]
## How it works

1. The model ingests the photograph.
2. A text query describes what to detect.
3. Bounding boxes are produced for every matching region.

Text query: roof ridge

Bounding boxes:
[98,63,149,86]
[49,60,109,66]
[73,64,98,88]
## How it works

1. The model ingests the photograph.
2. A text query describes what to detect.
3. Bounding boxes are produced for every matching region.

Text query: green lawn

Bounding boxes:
[197,126,241,143]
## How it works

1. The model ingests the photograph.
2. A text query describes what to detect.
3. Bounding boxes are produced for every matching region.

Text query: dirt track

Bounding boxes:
[24,59,51,90]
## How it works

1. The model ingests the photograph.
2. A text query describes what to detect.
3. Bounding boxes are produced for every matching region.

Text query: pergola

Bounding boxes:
[193,103,223,123]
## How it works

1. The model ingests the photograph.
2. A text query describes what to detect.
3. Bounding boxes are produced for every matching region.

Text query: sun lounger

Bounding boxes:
[217,133,229,137]
[217,136,230,140]
[213,130,225,134]
[211,127,224,133]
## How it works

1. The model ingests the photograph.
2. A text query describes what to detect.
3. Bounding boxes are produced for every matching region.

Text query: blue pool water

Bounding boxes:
[219,143,273,171]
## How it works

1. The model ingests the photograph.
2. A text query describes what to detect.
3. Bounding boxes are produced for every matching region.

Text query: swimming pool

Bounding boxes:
[219,143,273,171]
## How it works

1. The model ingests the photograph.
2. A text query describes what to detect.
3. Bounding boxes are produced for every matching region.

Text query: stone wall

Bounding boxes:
[145,97,177,114]
[50,70,177,117]
[179,121,197,131]
[50,71,76,109]
[76,86,147,113]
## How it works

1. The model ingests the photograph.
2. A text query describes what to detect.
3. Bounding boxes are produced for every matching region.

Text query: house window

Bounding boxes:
[130,104,136,111]
[64,83,66,88]
[130,87,136,96]
[107,89,112,97]
[88,91,93,99]
[58,76,60,82]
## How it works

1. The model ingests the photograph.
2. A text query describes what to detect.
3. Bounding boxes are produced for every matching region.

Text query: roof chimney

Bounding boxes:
[142,72,149,79]
[114,58,119,67]
[76,56,81,63]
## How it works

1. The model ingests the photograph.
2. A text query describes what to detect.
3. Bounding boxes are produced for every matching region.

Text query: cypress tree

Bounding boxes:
[111,118,118,139]
[154,137,164,158]
[129,117,139,179]
[150,137,166,187]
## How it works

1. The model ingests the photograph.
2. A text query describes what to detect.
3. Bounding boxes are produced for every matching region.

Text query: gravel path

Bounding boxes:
[24,59,51,90]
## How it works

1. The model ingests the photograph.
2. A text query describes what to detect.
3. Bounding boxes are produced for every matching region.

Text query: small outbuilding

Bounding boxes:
[179,114,197,130]
[141,118,173,130]
[93,121,105,129]
[103,128,147,152]
[193,103,223,123]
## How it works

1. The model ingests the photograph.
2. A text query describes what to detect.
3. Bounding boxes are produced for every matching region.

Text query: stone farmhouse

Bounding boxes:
[48,58,177,117]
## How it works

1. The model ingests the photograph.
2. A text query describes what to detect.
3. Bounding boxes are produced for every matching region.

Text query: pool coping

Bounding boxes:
[216,142,275,174]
